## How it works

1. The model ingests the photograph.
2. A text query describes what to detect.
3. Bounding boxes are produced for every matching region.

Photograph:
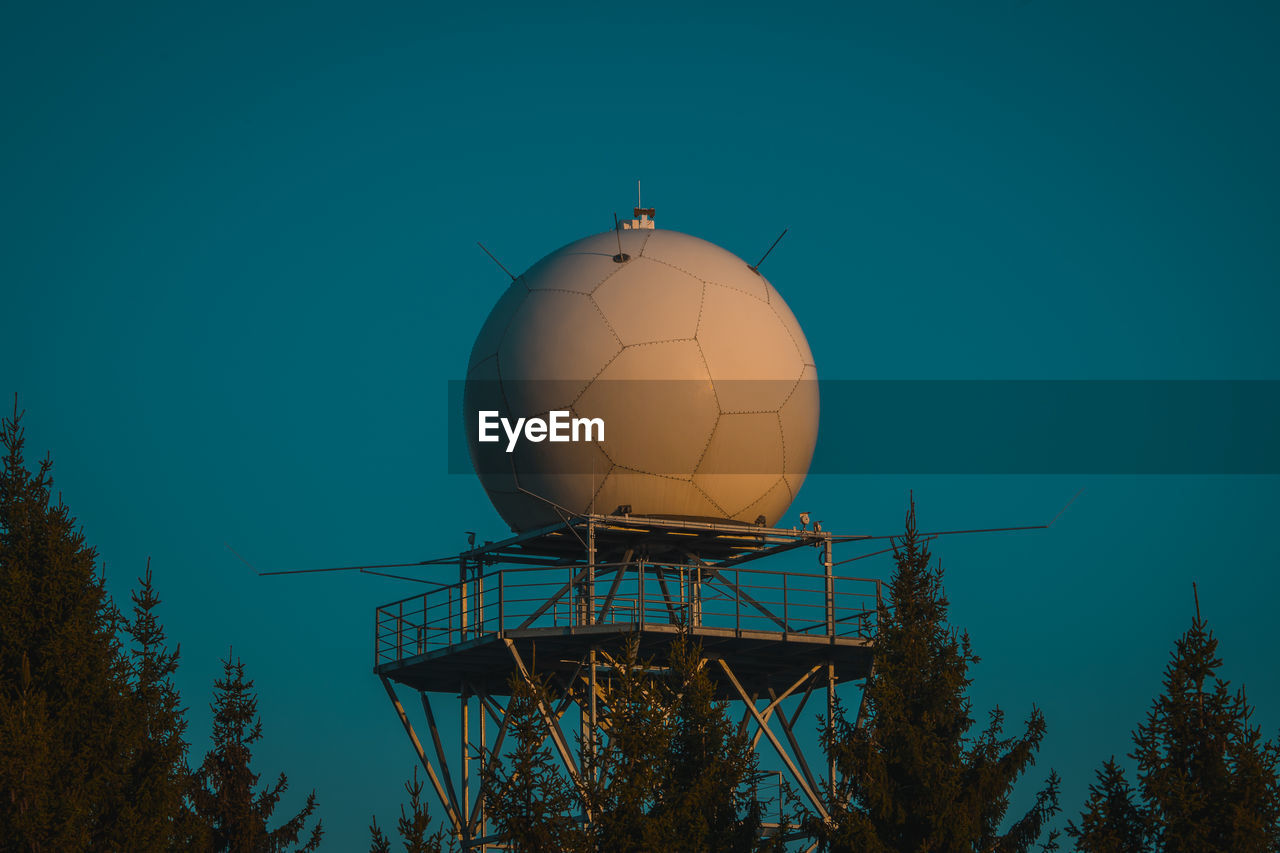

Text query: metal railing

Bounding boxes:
[375,562,882,667]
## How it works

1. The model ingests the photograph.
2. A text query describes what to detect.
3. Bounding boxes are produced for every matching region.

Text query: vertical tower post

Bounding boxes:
[824,535,834,636]
[824,534,837,796]
[828,662,837,796]
[461,684,471,847]
[477,687,487,850]
[587,515,597,624]
[465,550,476,637]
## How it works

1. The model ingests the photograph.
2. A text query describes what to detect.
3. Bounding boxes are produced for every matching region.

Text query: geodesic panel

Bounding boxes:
[642,230,770,302]
[591,257,703,345]
[735,476,793,527]
[467,283,528,373]
[693,412,785,517]
[780,364,819,498]
[511,426,614,518]
[761,280,815,364]
[576,341,718,476]
[499,288,622,415]
[697,284,805,412]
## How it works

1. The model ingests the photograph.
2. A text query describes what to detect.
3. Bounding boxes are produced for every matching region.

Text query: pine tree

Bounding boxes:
[1064,758,1148,852]
[109,559,204,848]
[815,497,1060,852]
[0,400,135,850]
[586,637,675,851]
[369,816,393,853]
[369,767,449,853]
[647,633,763,852]
[395,767,448,853]
[188,652,323,852]
[482,636,779,851]
[1069,602,1280,852]
[483,668,588,852]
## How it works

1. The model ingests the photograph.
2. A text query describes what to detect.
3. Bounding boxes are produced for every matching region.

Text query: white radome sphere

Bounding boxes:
[465,226,818,532]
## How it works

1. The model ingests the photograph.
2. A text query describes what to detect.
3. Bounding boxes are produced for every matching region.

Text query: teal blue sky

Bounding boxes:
[4,0,1279,846]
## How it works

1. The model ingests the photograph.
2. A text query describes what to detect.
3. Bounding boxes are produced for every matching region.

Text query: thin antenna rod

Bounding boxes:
[1193,581,1201,621]
[750,228,789,272]
[612,213,628,262]
[361,569,450,586]
[637,179,641,209]
[832,536,938,567]
[1048,488,1084,526]
[258,557,457,577]
[224,542,258,572]
[829,522,1048,545]
[476,241,516,281]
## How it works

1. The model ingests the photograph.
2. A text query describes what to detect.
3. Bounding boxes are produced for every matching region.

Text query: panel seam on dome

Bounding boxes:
[692,338,721,413]
[588,434,617,468]
[645,257,771,304]
[617,336,702,349]
[466,353,498,380]
[588,460,615,511]
[585,249,647,295]
[700,277,772,305]
[768,300,810,363]
[610,465,696,483]
[716,407,784,415]
[585,292,624,349]
[738,476,788,524]
[530,285,610,296]
[569,347,625,409]
[689,480,731,519]
[469,287,531,373]
[691,411,721,474]
[776,372,806,410]
[777,410,789,485]
[693,283,707,338]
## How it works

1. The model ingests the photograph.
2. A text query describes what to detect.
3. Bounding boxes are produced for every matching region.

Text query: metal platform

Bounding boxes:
[373,512,883,849]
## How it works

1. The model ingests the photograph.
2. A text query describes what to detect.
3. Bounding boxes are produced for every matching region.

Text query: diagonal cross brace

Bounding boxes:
[379,676,462,834]
[503,639,593,815]
[680,550,790,632]
[718,659,830,822]
[516,564,594,629]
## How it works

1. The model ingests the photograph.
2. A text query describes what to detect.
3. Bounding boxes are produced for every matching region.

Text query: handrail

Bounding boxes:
[374,561,881,666]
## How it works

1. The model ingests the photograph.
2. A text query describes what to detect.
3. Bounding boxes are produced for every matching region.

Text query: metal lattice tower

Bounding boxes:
[374,512,882,850]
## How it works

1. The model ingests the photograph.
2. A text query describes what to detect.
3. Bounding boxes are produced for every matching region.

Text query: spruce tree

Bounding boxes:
[369,817,393,853]
[1064,758,1148,852]
[1069,602,1280,852]
[483,669,588,852]
[188,652,323,852]
[111,559,204,848]
[647,633,763,852]
[395,767,447,853]
[368,767,448,853]
[815,498,1060,852]
[0,401,135,849]
[586,637,675,850]
[483,636,777,851]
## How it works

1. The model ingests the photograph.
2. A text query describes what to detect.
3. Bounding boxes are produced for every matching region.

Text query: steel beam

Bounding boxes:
[378,676,461,834]
[421,691,466,837]
[503,639,589,804]
[770,686,821,797]
[718,658,830,822]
